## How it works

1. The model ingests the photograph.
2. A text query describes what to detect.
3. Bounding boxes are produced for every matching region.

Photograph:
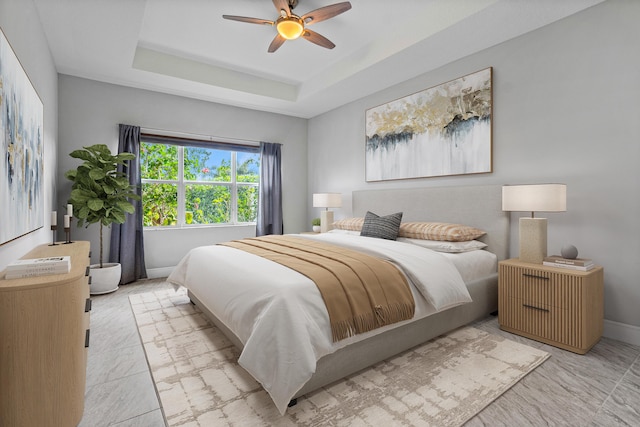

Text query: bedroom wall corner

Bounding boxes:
[0,0,59,270]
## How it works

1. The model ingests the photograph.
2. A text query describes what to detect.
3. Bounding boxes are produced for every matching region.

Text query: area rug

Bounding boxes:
[130,288,549,426]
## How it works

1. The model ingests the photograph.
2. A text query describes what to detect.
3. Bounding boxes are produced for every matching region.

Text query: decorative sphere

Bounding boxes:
[561,244,578,259]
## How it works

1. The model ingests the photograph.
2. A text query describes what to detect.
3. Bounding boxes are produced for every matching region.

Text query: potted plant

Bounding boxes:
[65,144,139,294]
[312,218,321,233]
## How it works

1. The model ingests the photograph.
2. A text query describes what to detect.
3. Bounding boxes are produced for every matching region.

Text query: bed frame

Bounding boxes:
[189,184,509,403]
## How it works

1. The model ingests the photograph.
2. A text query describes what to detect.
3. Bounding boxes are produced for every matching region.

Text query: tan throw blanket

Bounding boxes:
[220,235,415,342]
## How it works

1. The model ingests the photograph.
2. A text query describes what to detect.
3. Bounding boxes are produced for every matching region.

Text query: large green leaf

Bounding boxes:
[89,169,106,180]
[70,188,93,202]
[69,150,93,161]
[117,152,136,161]
[110,210,126,224]
[87,199,104,211]
[117,200,136,214]
[113,177,131,189]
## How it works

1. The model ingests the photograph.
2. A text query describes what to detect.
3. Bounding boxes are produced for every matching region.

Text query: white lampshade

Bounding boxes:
[313,193,342,209]
[502,184,566,216]
[502,184,567,264]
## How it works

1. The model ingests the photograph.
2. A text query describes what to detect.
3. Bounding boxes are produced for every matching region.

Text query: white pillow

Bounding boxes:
[397,237,487,253]
[327,229,361,235]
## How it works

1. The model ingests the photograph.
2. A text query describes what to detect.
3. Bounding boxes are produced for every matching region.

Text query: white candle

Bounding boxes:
[51,211,57,226]
[64,215,70,228]
[67,204,73,217]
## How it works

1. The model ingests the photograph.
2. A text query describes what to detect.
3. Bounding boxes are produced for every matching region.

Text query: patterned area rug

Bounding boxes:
[130,288,549,426]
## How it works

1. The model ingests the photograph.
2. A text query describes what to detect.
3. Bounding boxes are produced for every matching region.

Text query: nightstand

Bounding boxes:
[498,258,604,354]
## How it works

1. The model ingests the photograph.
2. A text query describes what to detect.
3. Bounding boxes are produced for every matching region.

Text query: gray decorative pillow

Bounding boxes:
[360,211,403,240]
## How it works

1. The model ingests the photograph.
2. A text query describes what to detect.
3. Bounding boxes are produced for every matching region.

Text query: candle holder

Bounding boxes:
[64,217,74,244]
[50,225,58,246]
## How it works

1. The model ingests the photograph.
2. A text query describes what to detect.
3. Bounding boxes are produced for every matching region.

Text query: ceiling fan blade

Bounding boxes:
[268,34,287,53]
[302,2,351,25]
[272,0,291,17]
[222,15,274,26]
[301,29,335,49]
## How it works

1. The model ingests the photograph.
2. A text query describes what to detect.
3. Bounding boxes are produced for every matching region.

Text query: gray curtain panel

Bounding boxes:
[109,124,147,284]
[256,142,283,236]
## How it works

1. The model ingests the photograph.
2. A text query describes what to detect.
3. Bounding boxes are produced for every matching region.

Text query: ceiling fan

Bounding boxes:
[222,0,352,53]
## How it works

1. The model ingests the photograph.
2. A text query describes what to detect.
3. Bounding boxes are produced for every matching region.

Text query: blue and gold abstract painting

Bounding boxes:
[366,68,492,181]
[1,28,44,245]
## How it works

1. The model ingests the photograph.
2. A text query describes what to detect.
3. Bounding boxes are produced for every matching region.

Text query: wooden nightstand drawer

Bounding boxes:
[501,297,576,347]
[500,264,585,310]
[498,259,604,354]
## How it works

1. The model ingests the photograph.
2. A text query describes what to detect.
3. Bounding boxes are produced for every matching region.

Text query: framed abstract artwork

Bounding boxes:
[365,67,492,182]
[0,28,44,245]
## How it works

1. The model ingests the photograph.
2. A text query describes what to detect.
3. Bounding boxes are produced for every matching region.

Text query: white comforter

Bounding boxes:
[167,233,471,414]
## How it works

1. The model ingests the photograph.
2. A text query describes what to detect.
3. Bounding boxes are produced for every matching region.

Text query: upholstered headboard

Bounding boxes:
[352,185,510,261]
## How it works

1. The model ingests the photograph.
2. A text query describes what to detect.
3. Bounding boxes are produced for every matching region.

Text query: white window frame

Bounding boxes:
[141,142,259,229]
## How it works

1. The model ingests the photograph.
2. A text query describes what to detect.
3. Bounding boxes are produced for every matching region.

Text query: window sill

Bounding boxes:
[144,223,256,232]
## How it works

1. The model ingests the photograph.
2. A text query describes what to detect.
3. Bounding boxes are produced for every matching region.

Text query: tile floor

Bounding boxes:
[80,279,640,426]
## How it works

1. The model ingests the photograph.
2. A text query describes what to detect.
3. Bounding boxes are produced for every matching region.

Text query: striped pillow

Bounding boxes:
[332,217,364,231]
[360,211,403,240]
[399,222,485,242]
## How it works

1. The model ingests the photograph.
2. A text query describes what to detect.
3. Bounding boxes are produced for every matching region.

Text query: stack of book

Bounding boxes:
[543,255,594,271]
[4,256,71,279]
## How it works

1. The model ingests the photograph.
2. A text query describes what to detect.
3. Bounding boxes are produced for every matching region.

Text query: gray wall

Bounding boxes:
[0,0,58,270]
[308,0,640,338]
[57,75,308,272]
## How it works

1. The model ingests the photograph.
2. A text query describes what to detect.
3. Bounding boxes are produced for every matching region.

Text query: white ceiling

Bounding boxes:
[34,0,603,118]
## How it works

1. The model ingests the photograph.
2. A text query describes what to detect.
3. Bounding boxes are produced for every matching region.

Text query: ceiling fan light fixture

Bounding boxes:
[276,16,304,40]
[223,1,352,52]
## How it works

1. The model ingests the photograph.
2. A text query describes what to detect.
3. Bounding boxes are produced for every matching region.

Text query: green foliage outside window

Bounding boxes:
[140,142,259,227]
[141,143,178,180]
[186,185,231,224]
[237,186,258,222]
[142,183,177,226]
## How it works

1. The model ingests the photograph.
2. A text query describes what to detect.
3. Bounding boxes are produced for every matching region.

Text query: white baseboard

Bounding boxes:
[603,319,640,347]
[146,266,174,279]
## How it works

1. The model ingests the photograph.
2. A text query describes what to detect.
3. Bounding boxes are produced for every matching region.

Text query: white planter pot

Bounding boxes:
[89,263,121,295]
[312,225,321,232]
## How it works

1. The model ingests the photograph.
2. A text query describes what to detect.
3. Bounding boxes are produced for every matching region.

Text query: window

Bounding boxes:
[140,136,260,227]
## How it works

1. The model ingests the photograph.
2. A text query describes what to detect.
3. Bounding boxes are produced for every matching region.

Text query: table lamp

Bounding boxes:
[313,193,342,233]
[502,184,566,264]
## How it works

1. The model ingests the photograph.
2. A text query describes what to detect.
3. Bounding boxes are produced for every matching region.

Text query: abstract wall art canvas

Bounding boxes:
[365,67,492,182]
[1,28,44,245]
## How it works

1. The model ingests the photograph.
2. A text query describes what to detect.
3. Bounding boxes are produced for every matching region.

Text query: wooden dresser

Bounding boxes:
[0,241,91,427]
[498,258,604,354]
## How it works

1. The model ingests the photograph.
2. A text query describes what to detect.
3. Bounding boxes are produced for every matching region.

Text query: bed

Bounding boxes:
[168,185,509,414]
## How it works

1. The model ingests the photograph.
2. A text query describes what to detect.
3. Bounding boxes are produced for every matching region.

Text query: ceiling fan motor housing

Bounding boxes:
[276,15,304,40]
